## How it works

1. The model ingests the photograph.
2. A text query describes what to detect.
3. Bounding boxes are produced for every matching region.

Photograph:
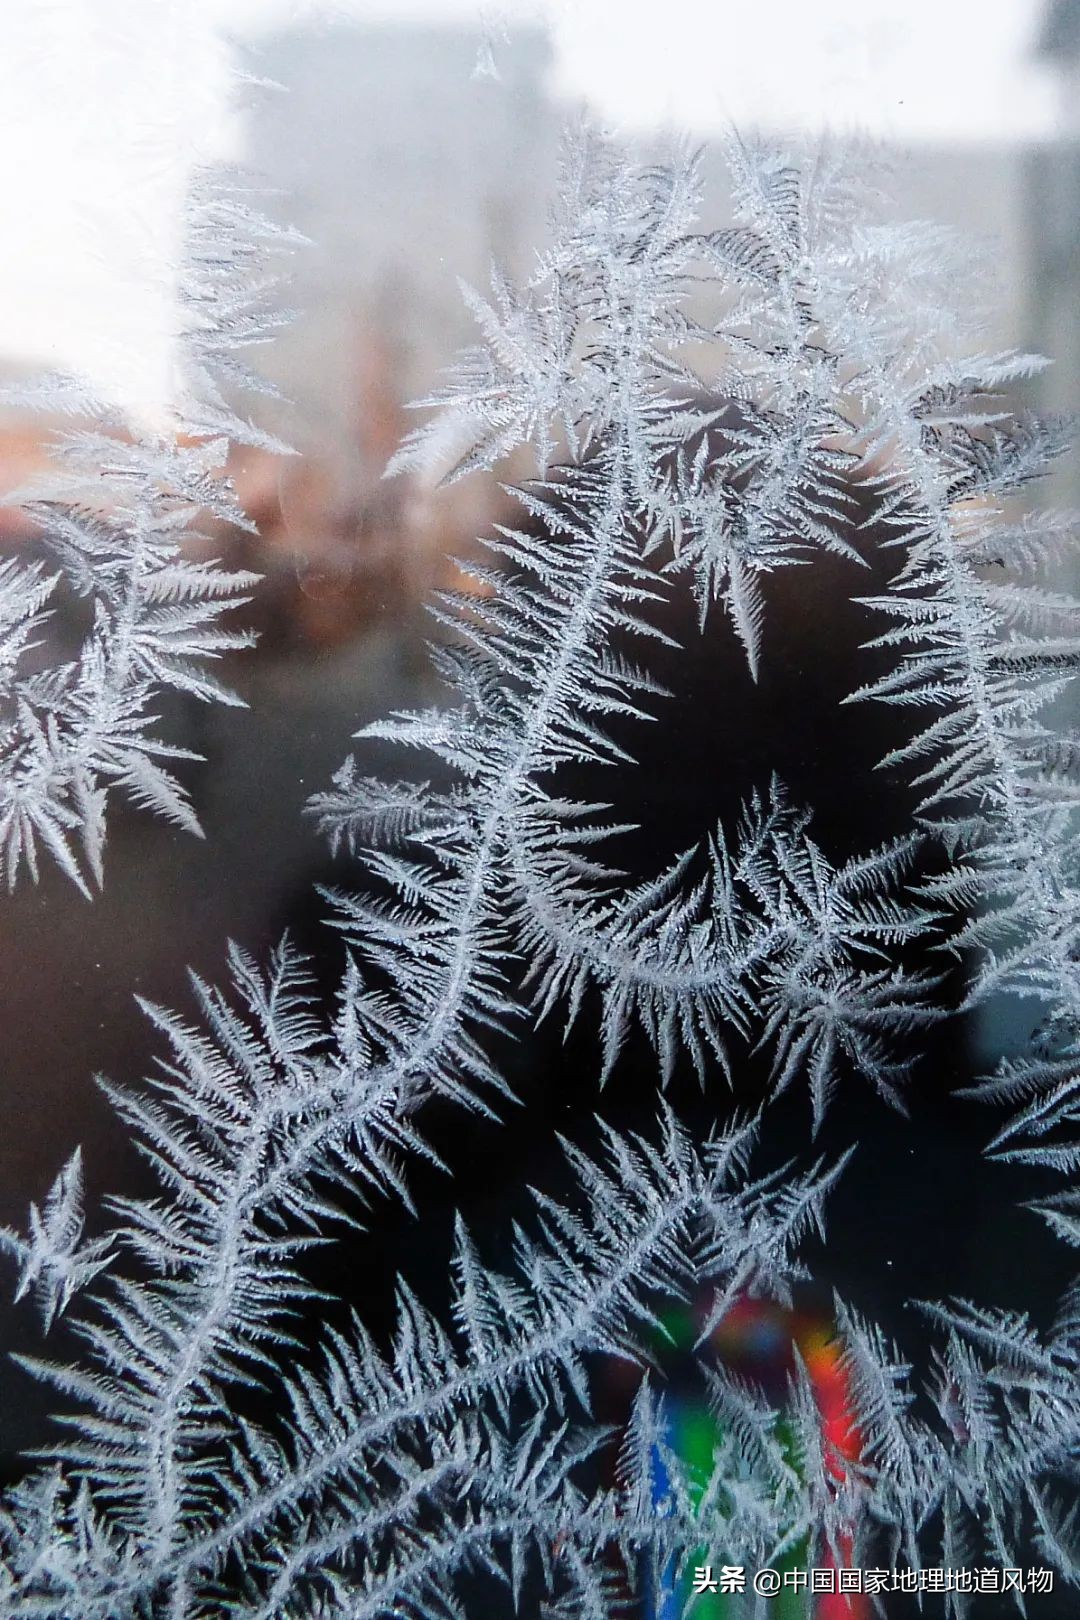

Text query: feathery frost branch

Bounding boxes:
[0,175,297,893]
[829,221,1080,1163]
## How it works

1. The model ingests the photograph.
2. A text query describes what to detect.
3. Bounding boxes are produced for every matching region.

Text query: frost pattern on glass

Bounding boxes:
[0,131,1078,1618]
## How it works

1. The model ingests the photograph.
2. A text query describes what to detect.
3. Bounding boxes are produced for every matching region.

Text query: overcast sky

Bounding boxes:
[215,0,1059,144]
[0,0,1062,418]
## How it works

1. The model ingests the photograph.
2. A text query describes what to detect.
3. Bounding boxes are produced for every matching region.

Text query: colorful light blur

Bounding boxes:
[643,1295,868,1620]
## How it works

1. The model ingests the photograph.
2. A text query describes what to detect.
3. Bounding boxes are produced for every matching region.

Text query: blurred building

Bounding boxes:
[214,23,559,647]
[1029,0,1080,504]
[1038,0,1080,126]
[239,23,557,462]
